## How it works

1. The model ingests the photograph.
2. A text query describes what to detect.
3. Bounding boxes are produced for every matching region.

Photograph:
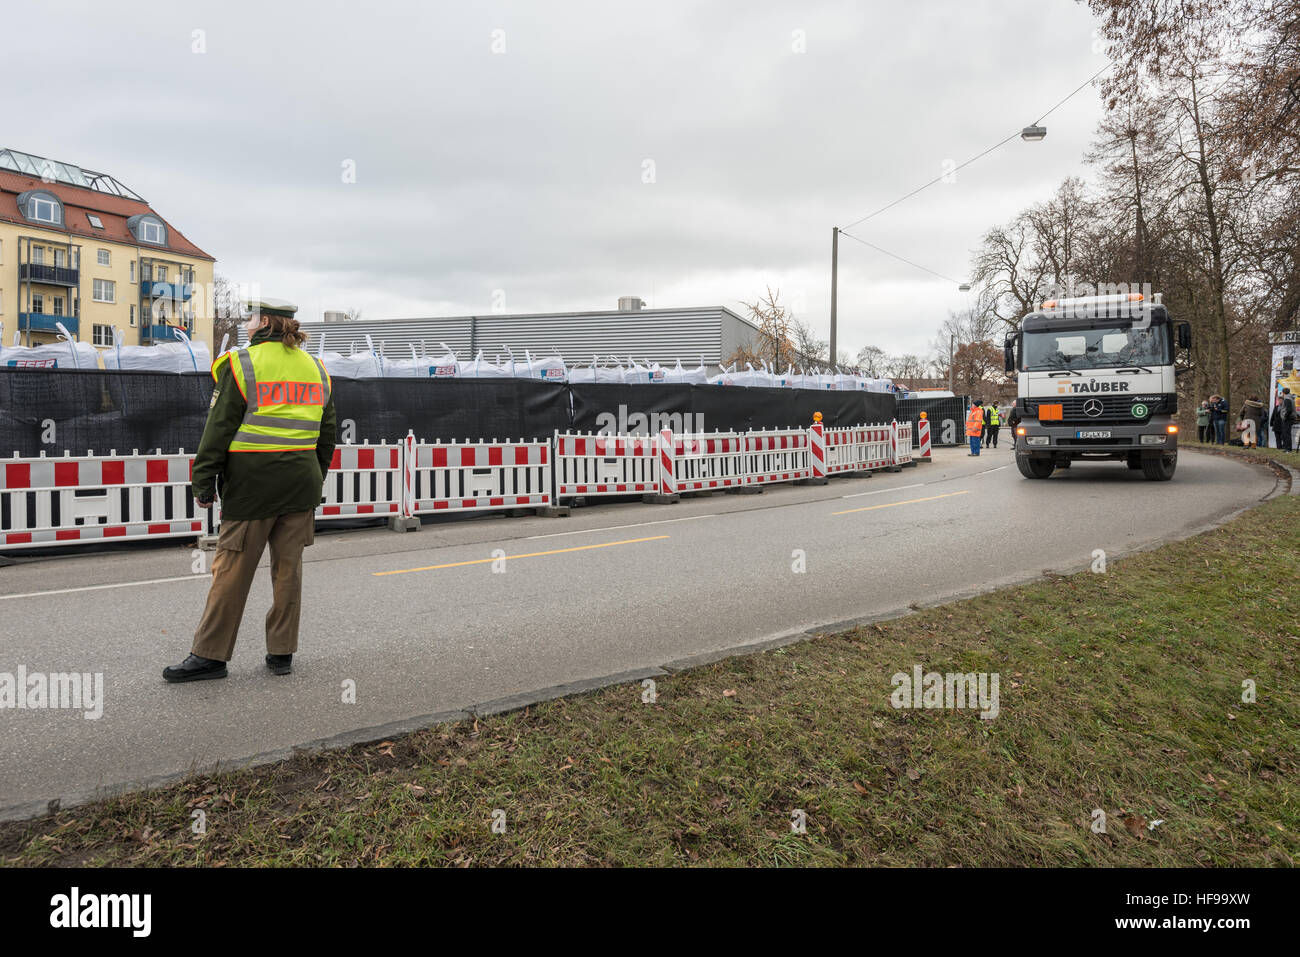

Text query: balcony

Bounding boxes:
[19,263,79,286]
[143,322,191,343]
[18,313,79,335]
[141,280,193,301]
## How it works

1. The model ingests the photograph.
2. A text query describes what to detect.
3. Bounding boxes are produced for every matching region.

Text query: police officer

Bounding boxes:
[164,299,337,682]
[986,404,1001,448]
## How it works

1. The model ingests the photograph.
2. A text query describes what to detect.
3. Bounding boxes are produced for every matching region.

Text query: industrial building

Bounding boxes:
[296,300,761,370]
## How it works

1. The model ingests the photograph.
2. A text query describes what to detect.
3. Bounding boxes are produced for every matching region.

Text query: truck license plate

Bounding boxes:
[1076,430,1112,439]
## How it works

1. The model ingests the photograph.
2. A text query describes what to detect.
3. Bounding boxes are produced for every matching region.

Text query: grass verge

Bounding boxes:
[2,480,1297,867]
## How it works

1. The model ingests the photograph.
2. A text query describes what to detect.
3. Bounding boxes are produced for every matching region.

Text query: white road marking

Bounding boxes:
[841,482,924,499]
[525,513,716,541]
[0,574,212,602]
[977,466,1010,475]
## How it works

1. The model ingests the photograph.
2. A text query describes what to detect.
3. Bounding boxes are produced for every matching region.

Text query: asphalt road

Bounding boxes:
[0,446,1280,819]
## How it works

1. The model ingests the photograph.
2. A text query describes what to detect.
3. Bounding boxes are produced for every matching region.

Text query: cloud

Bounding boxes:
[11,0,1107,357]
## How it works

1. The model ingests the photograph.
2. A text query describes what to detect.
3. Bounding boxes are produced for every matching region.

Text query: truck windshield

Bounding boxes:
[1022,324,1169,371]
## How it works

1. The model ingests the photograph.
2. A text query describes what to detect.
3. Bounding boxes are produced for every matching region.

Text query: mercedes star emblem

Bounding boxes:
[1083,398,1105,417]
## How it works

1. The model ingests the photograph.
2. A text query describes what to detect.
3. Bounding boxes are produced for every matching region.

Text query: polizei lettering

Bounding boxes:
[1067,380,1130,393]
[256,381,325,406]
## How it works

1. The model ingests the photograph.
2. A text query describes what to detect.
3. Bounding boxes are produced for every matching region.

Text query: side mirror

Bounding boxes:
[1177,322,1191,349]
[1003,334,1018,374]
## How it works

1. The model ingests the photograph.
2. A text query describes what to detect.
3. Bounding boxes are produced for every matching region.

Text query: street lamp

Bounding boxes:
[1021,125,1047,142]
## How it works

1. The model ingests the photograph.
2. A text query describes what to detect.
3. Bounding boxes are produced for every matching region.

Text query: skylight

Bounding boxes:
[0,148,144,201]
[87,214,104,228]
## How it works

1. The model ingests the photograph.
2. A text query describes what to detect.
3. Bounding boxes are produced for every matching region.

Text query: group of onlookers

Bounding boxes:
[1196,390,1296,450]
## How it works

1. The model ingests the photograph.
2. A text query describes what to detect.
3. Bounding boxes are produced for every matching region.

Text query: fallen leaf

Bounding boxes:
[722,689,737,698]
[852,781,869,795]
[1121,812,1148,838]
[906,768,921,782]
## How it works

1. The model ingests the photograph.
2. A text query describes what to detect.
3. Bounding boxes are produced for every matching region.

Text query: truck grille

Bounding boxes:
[1029,395,1167,425]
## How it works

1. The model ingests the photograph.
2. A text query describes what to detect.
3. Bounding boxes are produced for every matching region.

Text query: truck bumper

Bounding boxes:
[1014,417,1179,460]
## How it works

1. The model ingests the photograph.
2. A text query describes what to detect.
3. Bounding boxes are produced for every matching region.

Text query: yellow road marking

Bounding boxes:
[832,490,970,515]
[373,535,670,576]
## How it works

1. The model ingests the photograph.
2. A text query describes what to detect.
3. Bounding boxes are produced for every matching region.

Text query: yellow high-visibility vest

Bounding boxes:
[989,407,1001,425]
[213,342,331,452]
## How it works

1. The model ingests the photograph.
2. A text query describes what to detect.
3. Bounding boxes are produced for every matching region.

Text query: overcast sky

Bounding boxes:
[13,0,1108,361]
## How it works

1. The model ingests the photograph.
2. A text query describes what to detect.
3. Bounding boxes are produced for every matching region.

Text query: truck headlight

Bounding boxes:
[1140,434,1167,445]
[1026,436,1050,446]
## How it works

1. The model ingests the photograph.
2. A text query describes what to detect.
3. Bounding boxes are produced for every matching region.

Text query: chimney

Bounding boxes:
[618,296,645,312]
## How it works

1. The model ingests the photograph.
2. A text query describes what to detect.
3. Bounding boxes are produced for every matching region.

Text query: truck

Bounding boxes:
[1003,293,1192,481]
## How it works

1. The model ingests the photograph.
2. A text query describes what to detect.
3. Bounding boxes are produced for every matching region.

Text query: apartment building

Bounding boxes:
[0,148,215,351]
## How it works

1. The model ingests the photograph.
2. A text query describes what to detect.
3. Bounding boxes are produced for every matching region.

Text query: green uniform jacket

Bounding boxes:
[191,329,337,520]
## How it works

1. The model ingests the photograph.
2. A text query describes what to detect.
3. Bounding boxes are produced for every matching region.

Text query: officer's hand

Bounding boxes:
[196,497,213,509]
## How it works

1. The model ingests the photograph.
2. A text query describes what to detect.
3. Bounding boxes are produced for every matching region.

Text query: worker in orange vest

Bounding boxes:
[966,399,986,456]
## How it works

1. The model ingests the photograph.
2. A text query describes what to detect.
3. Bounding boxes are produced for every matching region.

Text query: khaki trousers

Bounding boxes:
[191,510,316,662]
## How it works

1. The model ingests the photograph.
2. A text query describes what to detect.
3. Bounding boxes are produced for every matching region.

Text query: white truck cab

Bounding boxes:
[1004,293,1192,481]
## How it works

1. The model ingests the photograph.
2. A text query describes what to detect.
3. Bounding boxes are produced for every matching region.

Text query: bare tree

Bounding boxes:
[855,345,889,376]
[791,316,829,365]
[211,274,242,350]
[729,285,800,368]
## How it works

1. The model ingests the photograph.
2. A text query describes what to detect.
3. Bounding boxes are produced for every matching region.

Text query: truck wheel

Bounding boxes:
[1141,452,1177,481]
[1016,455,1055,479]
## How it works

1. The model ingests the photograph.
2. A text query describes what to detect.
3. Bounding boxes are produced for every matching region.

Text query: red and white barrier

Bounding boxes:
[0,450,210,549]
[405,435,551,515]
[890,420,914,467]
[2,413,924,553]
[916,417,932,461]
[554,432,658,498]
[319,442,404,521]
[670,432,746,491]
[743,429,811,485]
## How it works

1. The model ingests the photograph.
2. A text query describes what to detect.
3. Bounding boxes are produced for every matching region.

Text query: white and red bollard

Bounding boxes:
[916,414,932,462]
[646,427,680,503]
[806,413,829,485]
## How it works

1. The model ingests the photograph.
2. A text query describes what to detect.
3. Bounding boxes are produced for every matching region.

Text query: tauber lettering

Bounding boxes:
[256,381,324,407]
[1069,380,1130,393]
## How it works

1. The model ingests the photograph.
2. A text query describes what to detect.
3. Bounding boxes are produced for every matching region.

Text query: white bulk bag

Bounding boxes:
[426,343,460,379]
[458,350,513,378]
[102,339,212,373]
[527,351,568,382]
[707,363,739,386]
[670,358,709,385]
[0,340,101,370]
[0,321,100,369]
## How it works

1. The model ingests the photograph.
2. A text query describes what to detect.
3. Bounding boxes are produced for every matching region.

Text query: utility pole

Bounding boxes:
[829,227,839,368]
[948,333,955,392]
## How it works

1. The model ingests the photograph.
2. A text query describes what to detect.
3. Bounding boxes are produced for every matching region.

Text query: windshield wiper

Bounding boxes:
[1114,366,1154,374]
[1047,371,1077,377]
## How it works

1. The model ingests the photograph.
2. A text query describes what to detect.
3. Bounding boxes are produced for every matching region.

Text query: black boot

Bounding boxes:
[163,653,227,683]
[266,653,292,676]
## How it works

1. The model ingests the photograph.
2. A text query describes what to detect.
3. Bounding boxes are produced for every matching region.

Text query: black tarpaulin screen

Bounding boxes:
[0,369,900,457]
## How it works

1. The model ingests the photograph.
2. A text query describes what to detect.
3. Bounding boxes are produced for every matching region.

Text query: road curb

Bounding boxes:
[1183,444,1297,497]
